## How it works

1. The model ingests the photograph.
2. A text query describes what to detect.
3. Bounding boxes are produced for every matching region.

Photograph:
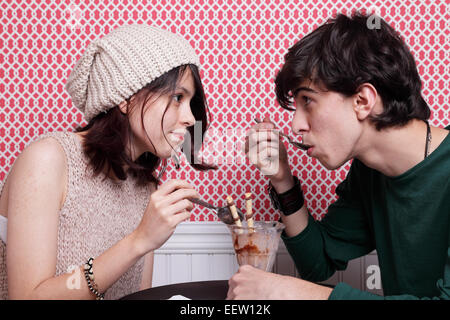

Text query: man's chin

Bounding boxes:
[318,156,347,171]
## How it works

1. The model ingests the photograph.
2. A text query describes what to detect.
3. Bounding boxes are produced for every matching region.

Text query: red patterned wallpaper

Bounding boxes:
[1,0,449,221]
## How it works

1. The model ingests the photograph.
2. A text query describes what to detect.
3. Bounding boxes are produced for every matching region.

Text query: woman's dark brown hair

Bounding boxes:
[76,64,215,186]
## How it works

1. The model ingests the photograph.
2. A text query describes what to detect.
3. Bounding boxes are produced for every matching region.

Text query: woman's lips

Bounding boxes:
[169,132,185,144]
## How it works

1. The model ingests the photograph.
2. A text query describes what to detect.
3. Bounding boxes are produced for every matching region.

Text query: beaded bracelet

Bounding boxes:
[84,257,105,300]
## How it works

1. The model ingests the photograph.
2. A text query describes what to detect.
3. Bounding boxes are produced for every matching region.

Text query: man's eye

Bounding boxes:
[302,96,311,105]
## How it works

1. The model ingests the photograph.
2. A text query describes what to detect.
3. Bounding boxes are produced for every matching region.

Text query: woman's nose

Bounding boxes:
[180,103,196,127]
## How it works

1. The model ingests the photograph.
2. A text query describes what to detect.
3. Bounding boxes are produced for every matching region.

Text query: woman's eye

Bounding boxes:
[173,94,183,102]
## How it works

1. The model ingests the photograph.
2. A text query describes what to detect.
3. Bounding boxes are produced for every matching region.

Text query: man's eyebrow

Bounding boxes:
[292,86,318,97]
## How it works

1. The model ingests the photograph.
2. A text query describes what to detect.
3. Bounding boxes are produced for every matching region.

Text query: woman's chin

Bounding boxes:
[162,148,181,160]
[150,143,180,159]
[156,151,173,159]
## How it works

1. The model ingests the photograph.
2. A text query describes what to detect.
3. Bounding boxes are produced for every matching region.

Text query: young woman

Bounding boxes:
[0,24,213,299]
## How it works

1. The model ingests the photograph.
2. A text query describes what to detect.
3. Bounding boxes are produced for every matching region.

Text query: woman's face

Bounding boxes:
[125,68,196,160]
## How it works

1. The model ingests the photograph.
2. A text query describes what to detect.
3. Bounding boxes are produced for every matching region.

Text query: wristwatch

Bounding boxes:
[268,176,304,216]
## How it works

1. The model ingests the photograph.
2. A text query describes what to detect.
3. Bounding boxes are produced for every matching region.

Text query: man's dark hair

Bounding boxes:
[275,12,430,130]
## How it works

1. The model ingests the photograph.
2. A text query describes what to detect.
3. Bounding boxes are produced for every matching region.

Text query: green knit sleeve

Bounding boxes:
[328,247,450,300]
[282,160,374,282]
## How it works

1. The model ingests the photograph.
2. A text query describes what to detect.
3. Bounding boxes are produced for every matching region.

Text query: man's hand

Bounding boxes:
[244,117,294,193]
[227,265,333,300]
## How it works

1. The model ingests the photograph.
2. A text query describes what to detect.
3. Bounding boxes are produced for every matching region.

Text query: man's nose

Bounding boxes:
[291,108,309,136]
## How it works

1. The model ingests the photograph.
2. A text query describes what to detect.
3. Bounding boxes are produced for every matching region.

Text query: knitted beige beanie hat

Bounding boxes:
[66,24,200,122]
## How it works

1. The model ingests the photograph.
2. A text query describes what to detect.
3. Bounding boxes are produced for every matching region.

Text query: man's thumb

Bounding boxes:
[262,116,275,128]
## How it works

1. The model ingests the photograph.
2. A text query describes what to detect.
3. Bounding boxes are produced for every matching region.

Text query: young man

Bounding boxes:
[229,13,450,300]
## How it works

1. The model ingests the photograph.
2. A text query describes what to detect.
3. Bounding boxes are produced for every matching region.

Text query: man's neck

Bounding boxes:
[355,119,448,177]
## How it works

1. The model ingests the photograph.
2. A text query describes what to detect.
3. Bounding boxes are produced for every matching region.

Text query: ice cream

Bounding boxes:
[228,221,285,271]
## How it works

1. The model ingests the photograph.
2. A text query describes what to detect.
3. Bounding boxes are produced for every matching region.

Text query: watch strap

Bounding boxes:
[268,176,304,216]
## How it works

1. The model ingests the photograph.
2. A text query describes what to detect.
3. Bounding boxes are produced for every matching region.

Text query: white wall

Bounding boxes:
[153,222,383,296]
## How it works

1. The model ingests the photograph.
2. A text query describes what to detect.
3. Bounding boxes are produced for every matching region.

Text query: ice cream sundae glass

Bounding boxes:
[225,194,285,271]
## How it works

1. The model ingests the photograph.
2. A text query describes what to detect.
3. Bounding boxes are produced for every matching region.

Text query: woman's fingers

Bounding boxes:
[152,180,198,205]
[171,210,192,225]
[162,188,199,206]
[166,199,194,216]
[163,200,193,226]
[156,179,195,196]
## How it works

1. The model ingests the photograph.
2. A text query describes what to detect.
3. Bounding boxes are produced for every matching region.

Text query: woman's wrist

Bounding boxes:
[128,229,152,257]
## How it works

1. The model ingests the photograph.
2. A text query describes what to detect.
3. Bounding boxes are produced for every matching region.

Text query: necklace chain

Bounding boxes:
[424,121,432,159]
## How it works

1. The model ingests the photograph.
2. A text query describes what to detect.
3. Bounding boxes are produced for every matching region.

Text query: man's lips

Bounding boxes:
[301,141,313,156]
[300,138,313,154]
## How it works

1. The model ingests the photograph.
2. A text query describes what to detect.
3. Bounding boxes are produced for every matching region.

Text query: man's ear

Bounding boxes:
[353,83,378,121]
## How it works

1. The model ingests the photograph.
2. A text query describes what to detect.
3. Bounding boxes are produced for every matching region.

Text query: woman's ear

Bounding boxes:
[119,97,133,115]
[118,99,130,115]
[353,83,378,121]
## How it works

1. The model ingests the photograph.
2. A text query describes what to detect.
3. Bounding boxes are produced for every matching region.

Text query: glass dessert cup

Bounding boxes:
[227,221,285,271]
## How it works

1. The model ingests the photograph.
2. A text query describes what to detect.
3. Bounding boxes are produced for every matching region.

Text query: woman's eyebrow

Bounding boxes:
[177,86,193,96]
[292,86,318,97]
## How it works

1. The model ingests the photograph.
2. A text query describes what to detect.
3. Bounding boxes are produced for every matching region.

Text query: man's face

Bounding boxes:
[291,80,362,170]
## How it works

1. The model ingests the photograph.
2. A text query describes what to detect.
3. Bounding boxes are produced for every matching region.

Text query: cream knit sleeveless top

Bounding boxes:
[0,131,151,299]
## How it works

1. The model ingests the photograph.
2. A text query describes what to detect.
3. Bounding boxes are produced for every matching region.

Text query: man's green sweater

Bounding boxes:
[282,126,450,299]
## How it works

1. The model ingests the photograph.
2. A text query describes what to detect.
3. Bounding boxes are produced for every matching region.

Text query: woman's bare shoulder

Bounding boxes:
[5,136,68,206]
[16,136,67,171]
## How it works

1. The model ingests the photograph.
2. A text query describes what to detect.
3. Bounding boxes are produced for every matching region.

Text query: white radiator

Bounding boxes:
[153,222,383,295]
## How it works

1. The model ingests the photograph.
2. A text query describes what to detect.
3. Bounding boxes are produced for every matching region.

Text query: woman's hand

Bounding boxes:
[133,179,199,254]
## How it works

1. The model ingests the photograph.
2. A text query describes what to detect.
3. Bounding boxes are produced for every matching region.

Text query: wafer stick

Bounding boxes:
[226,195,242,227]
[244,192,255,230]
